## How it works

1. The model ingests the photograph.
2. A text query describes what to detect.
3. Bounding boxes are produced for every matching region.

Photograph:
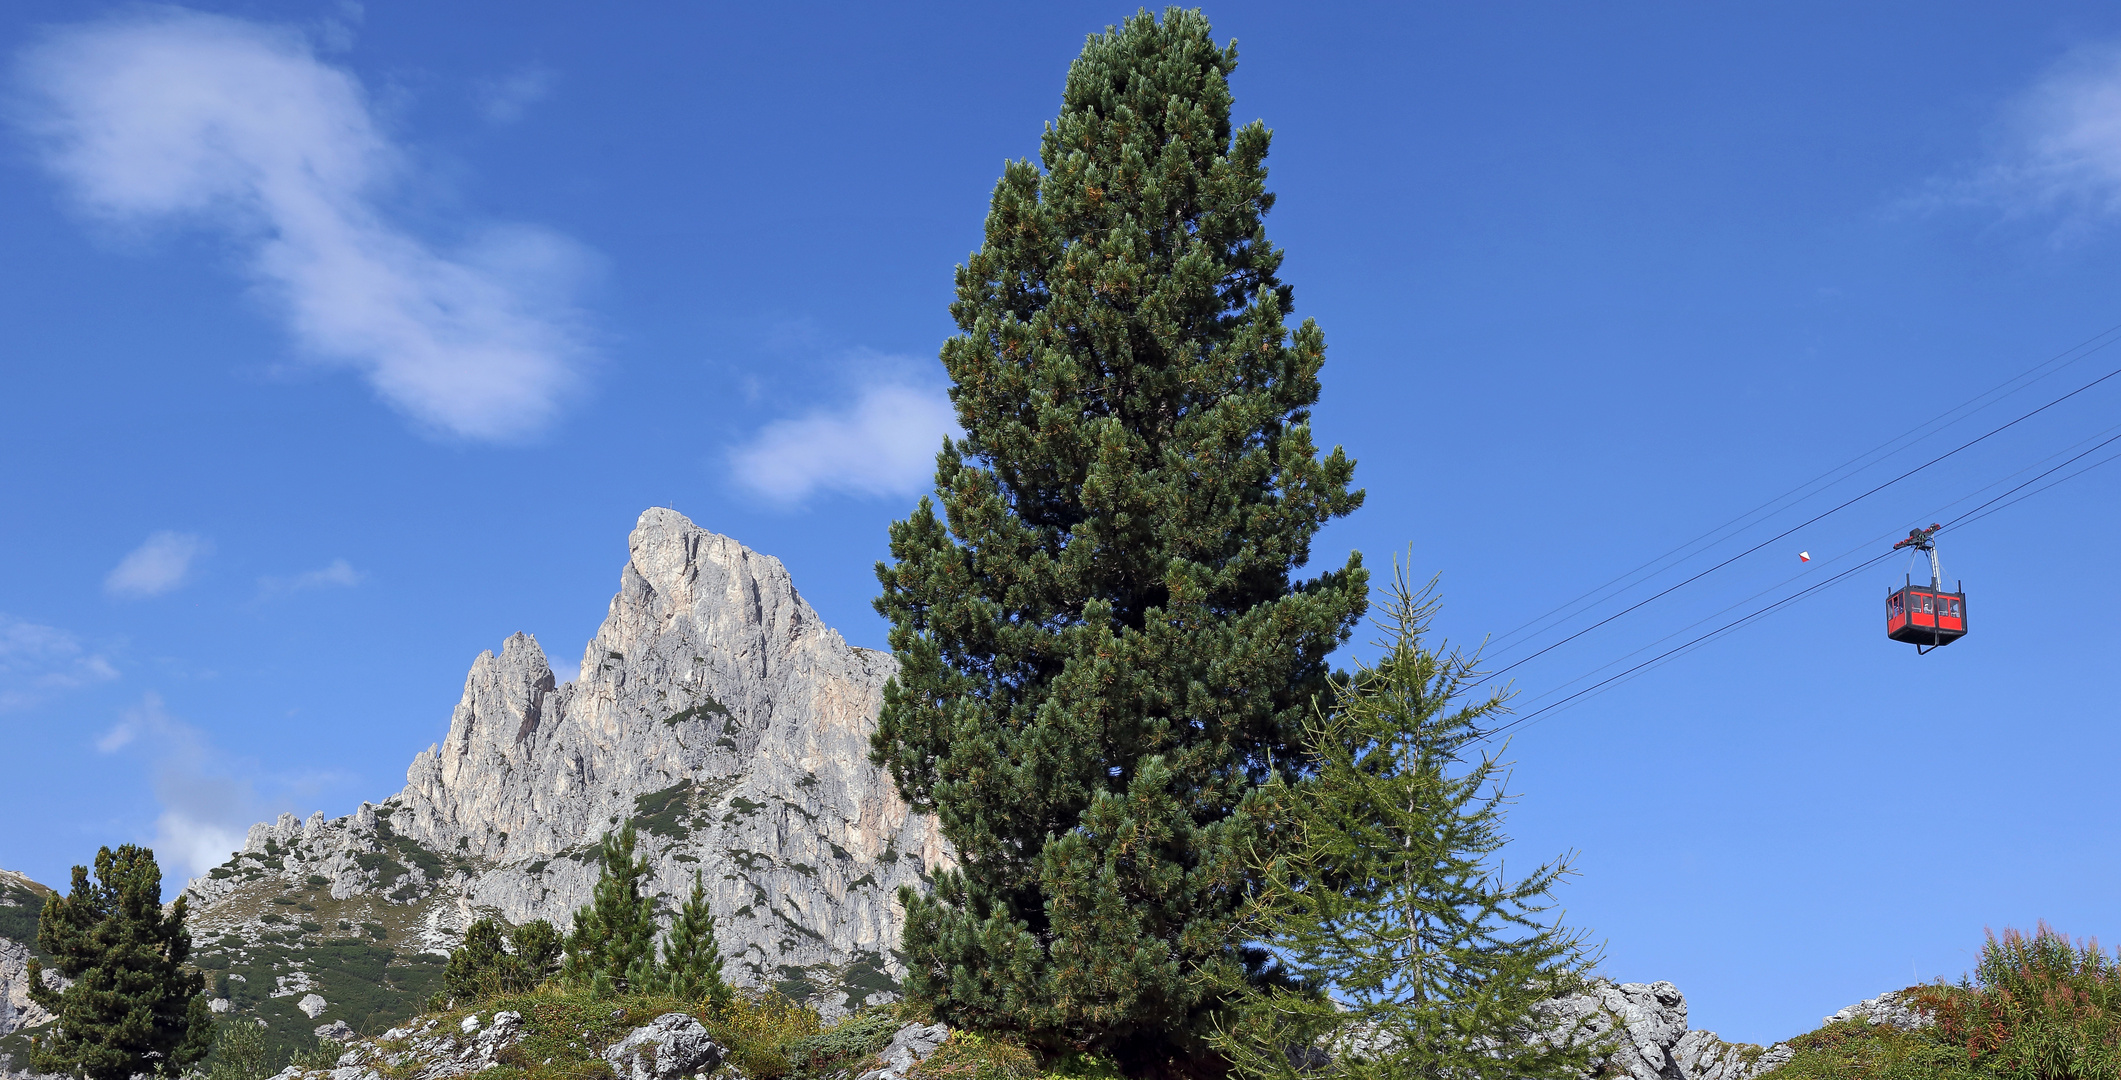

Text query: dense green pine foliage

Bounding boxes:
[561,823,659,995]
[658,872,731,1009]
[872,7,1366,1064]
[439,917,562,1007]
[1209,572,1594,1080]
[27,845,214,1080]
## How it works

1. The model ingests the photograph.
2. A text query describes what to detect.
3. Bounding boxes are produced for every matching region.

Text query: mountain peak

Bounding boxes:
[181,511,946,1020]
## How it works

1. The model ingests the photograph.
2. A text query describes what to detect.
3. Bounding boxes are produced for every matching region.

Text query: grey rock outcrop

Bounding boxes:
[289,1009,531,1080]
[0,870,59,1039]
[856,1022,949,1080]
[0,938,53,1039]
[1823,989,1935,1031]
[1538,979,1792,1080]
[603,1013,724,1080]
[185,510,951,1013]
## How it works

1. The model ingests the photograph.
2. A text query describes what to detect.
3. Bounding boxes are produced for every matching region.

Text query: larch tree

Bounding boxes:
[871,7,1366,1068]
[1209,571,1597,1080]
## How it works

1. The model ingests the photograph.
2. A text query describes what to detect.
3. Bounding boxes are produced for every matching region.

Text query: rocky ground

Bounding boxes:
[240,980,1936,1080]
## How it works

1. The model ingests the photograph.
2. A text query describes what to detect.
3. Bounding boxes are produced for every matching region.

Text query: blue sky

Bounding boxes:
[4,0,2121,1046]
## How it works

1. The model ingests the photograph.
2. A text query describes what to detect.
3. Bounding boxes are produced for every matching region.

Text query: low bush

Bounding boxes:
[905,1030,1040,1080]
[1763,923,2121,1080]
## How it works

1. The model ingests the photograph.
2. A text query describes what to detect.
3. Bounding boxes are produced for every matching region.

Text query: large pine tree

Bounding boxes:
[872,7,1366,1067]
[28,845,214,1080]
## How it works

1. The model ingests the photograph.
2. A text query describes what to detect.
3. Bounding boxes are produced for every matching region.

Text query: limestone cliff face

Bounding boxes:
[0,869,57,1039]
[182,510,949,1013]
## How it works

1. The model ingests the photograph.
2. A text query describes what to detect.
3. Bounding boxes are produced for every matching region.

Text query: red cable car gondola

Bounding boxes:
[1885,524,1966,652]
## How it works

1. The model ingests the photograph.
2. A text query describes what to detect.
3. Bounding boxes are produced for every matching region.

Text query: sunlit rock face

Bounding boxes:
[184,509,950,1015]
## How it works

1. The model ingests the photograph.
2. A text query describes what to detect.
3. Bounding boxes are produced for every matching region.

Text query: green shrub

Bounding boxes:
[207,1018,271,1080]
[1762,925,2121,1080]
[781,1011,898,1075]
[1923,924,2121,1079]
[705,992,821,1080]
[906,1031,1039,1080]
[434,917,563,1009]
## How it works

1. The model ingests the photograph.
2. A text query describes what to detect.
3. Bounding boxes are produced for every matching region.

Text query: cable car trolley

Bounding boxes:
[1885,524,1966,652]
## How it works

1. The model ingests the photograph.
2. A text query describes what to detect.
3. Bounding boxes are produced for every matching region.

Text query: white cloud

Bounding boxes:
[0,614,119,711]
[730,382,959,505]
[15,9,594,441]
[258,558,362,598]
[96,693,256,878]
[1948,43,2121,223]
[475,66,553,123]
[105,530,211,598]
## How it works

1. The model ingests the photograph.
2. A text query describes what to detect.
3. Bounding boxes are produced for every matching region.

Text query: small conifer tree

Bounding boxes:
[27,845,214,1080]
[436,917,559,1006]
[561,823,659,994]
[872,6,1365,1064]
[205,1017,270,1080]
[658,871,731,1010]
[1210,572,1597,1080]
[440,917,510,1006]
[508,919,564,985]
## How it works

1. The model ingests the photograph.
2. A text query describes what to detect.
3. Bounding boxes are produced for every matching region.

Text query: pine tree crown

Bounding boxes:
[29,846,212,1080]
[872,6,1368,1061]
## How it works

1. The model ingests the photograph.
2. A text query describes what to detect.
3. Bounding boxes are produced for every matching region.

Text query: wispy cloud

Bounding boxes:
[0,614,119,711]
[475,66,553,123]
[96,693,257,878]
[1940,42,2121,226]
[258,558,362,598]
[105,531,211,598]
[729,380,959,505]
[15,9,596,441]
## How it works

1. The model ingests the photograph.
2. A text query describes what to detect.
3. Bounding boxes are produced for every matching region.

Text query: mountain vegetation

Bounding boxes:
[871,7,1366,1068]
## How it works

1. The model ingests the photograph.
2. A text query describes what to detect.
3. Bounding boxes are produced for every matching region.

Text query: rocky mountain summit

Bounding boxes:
[180,509,949,1030]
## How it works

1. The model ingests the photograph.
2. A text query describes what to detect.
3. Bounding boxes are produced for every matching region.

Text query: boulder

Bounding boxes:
[603,1013,724,1080]
[857,1022,949,1080]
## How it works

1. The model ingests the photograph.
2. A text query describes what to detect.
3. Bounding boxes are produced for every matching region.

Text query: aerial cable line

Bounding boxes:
[1483,429,2121,738]
[1483,320,2121,656]
[1507,524,1904,712]
[1481,551,1899,740]
[1467,354,2121,689]
[1936,429,2121,533]
[1507,430,2119,714]
[1505,419,2121,699]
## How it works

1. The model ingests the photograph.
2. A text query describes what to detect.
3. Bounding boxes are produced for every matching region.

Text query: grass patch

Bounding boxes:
[660,698,732,727]
[907,1031,1041,1080]
[633,782,704,841]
